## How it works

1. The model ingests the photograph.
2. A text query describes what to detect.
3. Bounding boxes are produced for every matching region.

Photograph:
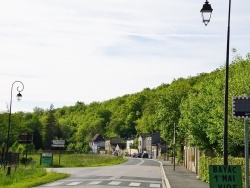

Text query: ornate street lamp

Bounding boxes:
[200,0,231,166]
[6,81,24,165]
[200,0,213,26]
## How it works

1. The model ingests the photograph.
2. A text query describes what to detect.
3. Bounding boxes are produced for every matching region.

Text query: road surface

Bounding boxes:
[36,157,163,188]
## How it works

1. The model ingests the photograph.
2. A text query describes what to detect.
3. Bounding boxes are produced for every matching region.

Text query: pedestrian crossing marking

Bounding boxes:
[67,182,82,185]
[150,184,161,187]
[129,182,141,186]
[108,181,122,185]
[42,180,161,187]
[88,181,102,185]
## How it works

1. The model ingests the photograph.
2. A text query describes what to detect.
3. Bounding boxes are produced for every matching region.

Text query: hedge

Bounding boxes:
[199,156,245,186]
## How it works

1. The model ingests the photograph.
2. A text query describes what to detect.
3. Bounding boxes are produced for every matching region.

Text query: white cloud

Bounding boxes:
[0,0,249,112]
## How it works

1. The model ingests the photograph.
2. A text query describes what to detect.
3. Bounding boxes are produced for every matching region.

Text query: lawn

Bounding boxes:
[0,154,127,188]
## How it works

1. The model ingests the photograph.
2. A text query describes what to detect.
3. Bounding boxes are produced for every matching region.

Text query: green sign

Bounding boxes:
[40,152,53,165]
[40,157,53,165]
[209,165,242,188]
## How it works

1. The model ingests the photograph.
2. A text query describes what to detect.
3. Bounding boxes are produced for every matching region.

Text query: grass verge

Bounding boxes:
[0,166,69,188]
[0,154,127,188]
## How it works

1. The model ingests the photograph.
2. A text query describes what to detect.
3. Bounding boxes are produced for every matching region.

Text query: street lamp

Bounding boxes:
[200,0,213,26]
[130,143,132,157]
[6,81,24,165]
[200,0,231,165]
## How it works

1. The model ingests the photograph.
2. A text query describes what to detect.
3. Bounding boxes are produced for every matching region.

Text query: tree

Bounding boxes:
[179,57,250,156]
[0,113,8,145]
[154,78,192,145]
[44,104,61,149]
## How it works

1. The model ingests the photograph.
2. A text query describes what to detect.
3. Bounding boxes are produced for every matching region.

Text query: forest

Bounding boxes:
[1,52,250,157]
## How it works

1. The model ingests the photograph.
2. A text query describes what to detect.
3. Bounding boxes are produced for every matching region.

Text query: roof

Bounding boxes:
[106,136,125,145]
[90,134,105,142]
[115,143,126,150]
[146,132,166,145]
[151,132,161,144]
[138,133,149,139]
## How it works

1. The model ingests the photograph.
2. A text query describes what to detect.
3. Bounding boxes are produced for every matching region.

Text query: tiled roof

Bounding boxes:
[91,134,104,142]
[106,136,125,144]
[138,133,149,138]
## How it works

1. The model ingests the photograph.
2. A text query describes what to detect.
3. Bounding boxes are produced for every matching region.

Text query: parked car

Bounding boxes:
[137,153,142,158]
[142,153,149,158]
[113,151,118,156]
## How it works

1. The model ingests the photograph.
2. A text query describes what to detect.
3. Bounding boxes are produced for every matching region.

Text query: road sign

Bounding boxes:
[40,153,53,165]
[19,134,33,141]
[52,140,65,145]
[51,144,65,148]
[42,153,53,157]
[18,134,33,143]
[7,152,19,165]
[233,97,250,118]
[209,165,242,188]
[40,157,53,164]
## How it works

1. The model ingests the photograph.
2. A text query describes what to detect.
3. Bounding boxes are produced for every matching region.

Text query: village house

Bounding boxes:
[89,134,105,154]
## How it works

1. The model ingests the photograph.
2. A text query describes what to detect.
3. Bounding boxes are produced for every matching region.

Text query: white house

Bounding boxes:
[126,138,137,156]
[138,133,148,153]
[89,134,105,154]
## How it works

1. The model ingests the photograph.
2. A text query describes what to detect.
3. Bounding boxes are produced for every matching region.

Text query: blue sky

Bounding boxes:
[0,0,250,112]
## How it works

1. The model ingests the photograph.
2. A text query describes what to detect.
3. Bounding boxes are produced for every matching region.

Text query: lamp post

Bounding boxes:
[130,142,132,157]
[173,122,176,171]
[200,0,231,165]
[200,0,213,26]
[6,81,24,166]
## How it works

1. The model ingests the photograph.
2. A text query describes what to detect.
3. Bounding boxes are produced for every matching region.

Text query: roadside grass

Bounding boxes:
[53,154,127,167]
[31,153,127,167]
[0,154,127,188]
[0,165,69,188]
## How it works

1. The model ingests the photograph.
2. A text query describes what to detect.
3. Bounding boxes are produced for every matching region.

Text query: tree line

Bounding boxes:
[1,52,250,157]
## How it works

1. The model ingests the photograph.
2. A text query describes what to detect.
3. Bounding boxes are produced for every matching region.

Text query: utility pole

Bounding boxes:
[173,122,176,171]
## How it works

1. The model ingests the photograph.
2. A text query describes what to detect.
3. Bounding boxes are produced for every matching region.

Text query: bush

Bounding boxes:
[199,156,244,183]
[20,157,33,165]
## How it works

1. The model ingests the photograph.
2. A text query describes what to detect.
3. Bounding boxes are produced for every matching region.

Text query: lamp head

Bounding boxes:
[200,0,213,26]
[16,92,22,102]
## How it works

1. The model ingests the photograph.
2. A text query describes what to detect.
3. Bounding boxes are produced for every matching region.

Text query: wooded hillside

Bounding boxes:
[1,53,249,157]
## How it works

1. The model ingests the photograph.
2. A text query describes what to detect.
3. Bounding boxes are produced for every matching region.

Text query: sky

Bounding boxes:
[0,0,250,112]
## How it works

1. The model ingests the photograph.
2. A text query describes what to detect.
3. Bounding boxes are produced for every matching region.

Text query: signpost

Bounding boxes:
[51,140,65,165]
[51,144,65,147]
[18,132,33,166]
[232,97,250,118]
[7,152,20,166]
[18,134,33,144]
[52,140,65,145]
[40,153,53,165]
[232,95,249,188]
[209,165,242,188]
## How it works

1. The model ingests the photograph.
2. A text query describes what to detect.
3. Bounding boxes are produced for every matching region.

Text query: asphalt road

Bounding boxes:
[35,157,163,188]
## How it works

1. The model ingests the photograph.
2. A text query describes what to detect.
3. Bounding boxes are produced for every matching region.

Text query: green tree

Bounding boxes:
[154,78,192,145]
[44,104,61,149]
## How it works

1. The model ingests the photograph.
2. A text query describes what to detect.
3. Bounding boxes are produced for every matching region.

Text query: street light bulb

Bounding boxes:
[200,0,213,26]
[16,92,22,102]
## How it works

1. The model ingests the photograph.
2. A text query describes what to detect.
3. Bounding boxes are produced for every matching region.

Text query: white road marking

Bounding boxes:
[108,181,122,185]
[136,159,145,165]
[88,181,102,185]
[67,182,82,185]
[129,182,141,186]
[150,184,161,187]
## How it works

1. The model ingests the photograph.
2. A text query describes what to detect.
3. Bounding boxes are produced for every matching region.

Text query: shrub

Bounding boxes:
[20,157,33,165]
[199,156,244,184]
